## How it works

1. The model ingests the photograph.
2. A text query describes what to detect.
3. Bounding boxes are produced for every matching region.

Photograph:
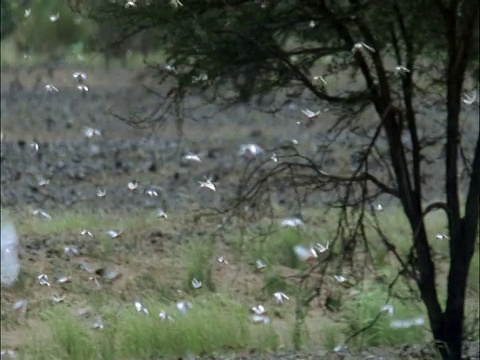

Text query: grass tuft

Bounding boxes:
[236,226,305,269]
[43,306,96,360]
[340,281,427,349]
[25,294,278,359]
[263,270,290,295]
[183,237,216,293]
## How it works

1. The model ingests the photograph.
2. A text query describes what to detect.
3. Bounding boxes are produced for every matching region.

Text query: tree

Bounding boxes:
[84,1,479,358]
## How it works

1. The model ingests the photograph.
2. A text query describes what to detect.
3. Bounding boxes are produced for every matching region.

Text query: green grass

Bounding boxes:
[12,207,181,257]
[2,206,478,357]
[262,270,291,295]
[15,208,155,236]
[233,225,307,269]
[183,236,216,293]
[37,306,97,360]
[231,205,453,276]
[321,323,344,352]
[23,294,279,359]
[340,278,428,349]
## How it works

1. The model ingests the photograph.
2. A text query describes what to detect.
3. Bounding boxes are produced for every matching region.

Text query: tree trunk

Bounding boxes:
[434,260,467,359]
[435,301,465,359]
[433,216,477,360]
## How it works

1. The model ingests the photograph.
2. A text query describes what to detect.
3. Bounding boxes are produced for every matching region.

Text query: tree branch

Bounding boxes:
[422,202,449,217]
[317,168,399,197]
[213,29,370,105]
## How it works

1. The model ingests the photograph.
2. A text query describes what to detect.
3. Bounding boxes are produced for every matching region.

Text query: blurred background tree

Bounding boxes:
[1,0,16,40]
[0,0,161,69]
[0,0,95,63]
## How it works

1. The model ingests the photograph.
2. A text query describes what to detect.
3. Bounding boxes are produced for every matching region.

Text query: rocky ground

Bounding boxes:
[1,65,319,213]
[1,64,478,360]
[2,63,478,213]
